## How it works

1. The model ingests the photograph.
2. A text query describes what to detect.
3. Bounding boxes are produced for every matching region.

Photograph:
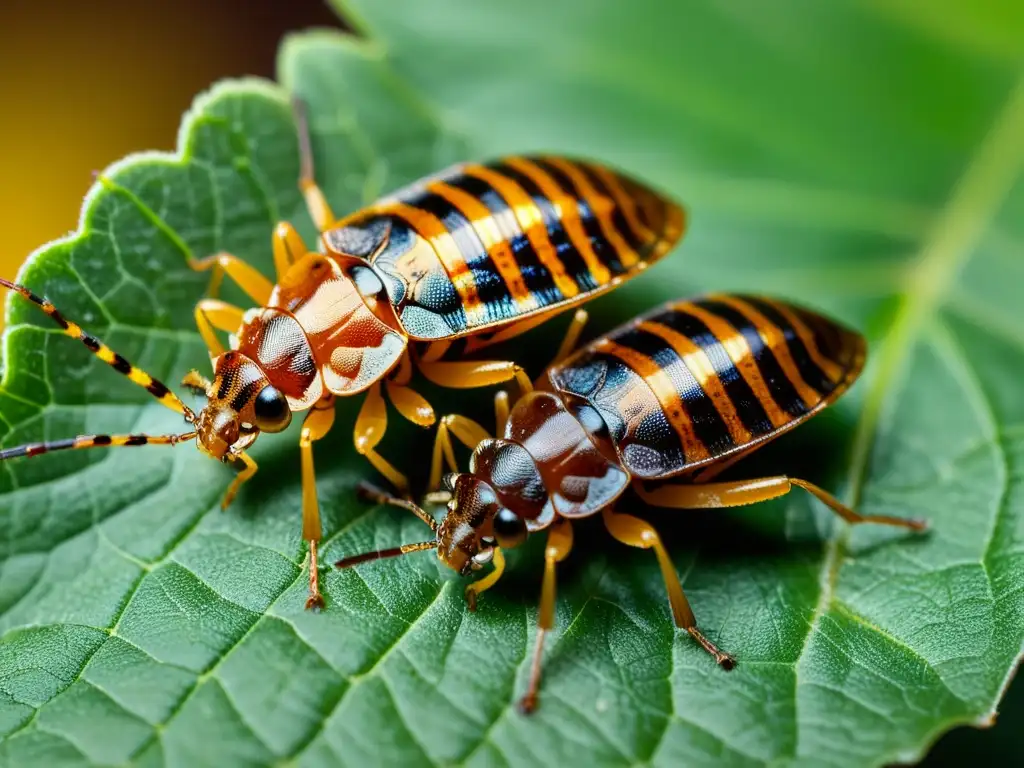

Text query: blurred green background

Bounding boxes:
[0,1,1018,764]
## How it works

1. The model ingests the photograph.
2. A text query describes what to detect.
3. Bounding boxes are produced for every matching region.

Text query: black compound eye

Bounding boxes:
[492,507,528,549]
[252,385,292,432]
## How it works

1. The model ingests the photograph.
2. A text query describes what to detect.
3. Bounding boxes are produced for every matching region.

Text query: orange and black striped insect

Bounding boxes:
[335,294,928,713]
[0,104,683,611]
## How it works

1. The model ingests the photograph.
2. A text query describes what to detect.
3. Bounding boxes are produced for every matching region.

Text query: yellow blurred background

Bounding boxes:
[0,0,339,330]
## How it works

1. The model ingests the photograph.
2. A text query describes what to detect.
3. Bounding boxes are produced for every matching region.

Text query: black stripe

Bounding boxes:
[45,304,71,329]
[615,327,735,456]
[531,158,627,275]
[791,305,851,370]
[112,355,132,375]
[654,309,774,438]
[81,334,101,351]
[446,173,563,305]
[406,191,517,324]
[230,378,261,412]
[147,380,170,400]
[488,161,597,292]
[694,299,808,419]
[125,435,148,446]
[742,298,835,396]
[575,162,646,252]
[92,435,113,446]
[217,372,231,401]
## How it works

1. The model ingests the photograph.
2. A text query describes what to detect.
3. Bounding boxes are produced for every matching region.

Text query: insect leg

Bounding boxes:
[550,308,589,365]
[189,251,273,305]
[635,478,928,531]
[520,517,574,714]
[354,383,410,496]
[602,507,735,670]
[293,97,336,231]
[428,414,491,490]
[494,391,510,436]
[221,451,259,510]
[444,414,491,447]
[417,358,533,398]
[384,381,436,427]
[272,221,309,281]
[464,547,506,612]
[194,299,244,360]
[300,398,337,611]
[429,418,459,492]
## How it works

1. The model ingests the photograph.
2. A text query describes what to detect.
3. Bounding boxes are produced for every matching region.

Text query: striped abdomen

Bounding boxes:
[547,294,866,479]
[333,156,684,340]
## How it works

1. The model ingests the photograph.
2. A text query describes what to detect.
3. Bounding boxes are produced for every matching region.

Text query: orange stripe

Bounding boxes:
[585,163,655,244]
[708,295,819,409]
[678,302,790,429]
[541,157,639,268]
[387,201,484,323]
[638,319,752,445]
[428,180,538,313]
[504,157,611,286]
[759,298,844,382]
[463,164,579,298]
[596,338,709,462]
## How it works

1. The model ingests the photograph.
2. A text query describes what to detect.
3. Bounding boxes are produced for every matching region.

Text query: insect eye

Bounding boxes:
[252,385,292,433]
[350,265,386,300]
[492,507,528,549]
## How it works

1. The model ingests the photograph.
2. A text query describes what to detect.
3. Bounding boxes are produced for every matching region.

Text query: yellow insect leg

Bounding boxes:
[300,399,337,611]
[635,477,928,531]
[354,383,410,496]
[189,252,273,306]
[520,518,574,714]
[417,358,533,397]
[602,507,735,669]
[194,299,244,360]
[221,452,259,510]
[273,221,309,281]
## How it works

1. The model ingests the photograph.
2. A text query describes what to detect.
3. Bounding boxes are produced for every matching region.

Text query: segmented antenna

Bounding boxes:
[1,277,194,419]
[334,540,437,569]
[0,431,197,461]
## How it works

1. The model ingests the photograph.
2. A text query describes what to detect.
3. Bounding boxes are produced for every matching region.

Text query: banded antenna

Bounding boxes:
[334,482,439,569]
[0,277,198,461]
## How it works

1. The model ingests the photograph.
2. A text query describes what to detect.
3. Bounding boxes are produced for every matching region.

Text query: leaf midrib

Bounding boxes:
[794,69,1024,763]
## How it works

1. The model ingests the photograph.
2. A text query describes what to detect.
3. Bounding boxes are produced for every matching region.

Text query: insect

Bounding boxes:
[0,104,684,610]
[334,293,928,713]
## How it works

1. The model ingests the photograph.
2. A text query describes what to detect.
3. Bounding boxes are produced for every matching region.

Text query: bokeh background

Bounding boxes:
[0,1,1018,764]
[0,0,338,329]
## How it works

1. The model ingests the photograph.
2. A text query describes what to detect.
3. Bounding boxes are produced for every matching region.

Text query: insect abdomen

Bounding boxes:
[366,156,684,339]
[547,294,866,479]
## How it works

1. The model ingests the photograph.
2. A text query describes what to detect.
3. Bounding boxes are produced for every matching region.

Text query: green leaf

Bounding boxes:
[1,1,1022,765]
